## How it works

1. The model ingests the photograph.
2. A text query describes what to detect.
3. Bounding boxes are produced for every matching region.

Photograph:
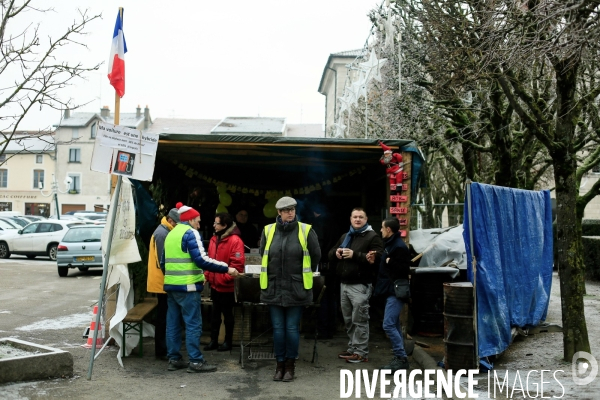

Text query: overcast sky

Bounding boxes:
[15,0,378,130]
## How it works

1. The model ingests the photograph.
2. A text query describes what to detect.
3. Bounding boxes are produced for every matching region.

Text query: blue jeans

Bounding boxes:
[383,295,407,358]
[269,305,303,362]
[166,291,204,363]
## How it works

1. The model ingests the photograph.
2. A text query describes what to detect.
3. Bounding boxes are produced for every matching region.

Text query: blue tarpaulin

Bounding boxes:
[463,183,553,358]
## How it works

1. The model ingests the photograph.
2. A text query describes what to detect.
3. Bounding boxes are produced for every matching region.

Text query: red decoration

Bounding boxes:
[390,195,408,203]
[379,142,404,189]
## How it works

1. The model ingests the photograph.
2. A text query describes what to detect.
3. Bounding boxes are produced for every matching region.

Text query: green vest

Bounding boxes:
[260,222,313,290]
[164,224,205,287]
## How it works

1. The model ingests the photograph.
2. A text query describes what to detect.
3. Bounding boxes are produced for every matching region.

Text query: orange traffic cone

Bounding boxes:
[82,305,104,349]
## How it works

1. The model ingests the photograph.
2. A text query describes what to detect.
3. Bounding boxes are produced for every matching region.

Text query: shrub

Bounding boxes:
[582,220,600,236]
[582,236,600,280]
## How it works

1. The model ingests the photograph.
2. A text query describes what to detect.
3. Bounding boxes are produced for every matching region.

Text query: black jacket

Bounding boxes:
[328,227,384,285]
[259,219,321,306]
[373,232,411,298]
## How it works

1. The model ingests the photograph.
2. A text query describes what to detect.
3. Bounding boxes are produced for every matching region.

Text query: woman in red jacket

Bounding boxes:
[204,213,245,352]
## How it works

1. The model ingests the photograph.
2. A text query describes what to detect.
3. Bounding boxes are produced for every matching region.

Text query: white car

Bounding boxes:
[0,220,87,261]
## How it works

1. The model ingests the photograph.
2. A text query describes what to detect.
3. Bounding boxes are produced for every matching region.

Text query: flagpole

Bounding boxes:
[88,7,124,380]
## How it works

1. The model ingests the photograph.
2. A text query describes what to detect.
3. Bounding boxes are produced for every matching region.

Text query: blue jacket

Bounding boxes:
[160,222,228,292]
[373,232,410,298]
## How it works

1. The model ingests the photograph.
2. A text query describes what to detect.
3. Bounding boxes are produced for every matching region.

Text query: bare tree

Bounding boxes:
[0,0,101,164]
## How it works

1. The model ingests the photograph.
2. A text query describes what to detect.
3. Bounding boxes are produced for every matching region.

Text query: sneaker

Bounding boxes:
[346,354,368,363]
[187,361,217,373]
[338,351,354,359]
[167,359,188,371]
[380,356,409,372]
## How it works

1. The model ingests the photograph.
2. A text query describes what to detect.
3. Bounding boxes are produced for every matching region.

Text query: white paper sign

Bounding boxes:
[91,122,159,181]
[101,177,141,265]
[97,121,158,155]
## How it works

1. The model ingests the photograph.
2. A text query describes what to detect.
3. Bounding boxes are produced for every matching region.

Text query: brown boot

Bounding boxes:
[282,358,295,382]
[273,361,285,381]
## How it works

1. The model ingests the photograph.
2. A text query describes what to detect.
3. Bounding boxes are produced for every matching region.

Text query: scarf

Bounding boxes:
[340,224,372,249]
[276,215,297,226]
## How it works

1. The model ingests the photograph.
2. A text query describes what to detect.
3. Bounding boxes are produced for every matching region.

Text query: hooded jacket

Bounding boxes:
[204,223,245,293]
[259,218,321,306]
[147,216,175,294]
[328,226,384,285]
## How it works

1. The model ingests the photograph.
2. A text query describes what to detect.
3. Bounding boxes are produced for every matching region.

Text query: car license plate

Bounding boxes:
[75,256,94,262]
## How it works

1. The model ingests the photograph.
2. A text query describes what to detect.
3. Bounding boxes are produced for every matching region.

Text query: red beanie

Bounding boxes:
[176,202,200,222]
[379,141,393,153]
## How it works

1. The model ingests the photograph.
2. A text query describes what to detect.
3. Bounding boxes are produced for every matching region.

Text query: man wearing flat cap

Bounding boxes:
[147,207,180,359]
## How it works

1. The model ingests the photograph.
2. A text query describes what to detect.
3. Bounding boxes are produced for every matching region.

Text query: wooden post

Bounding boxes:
[386,151,412,245]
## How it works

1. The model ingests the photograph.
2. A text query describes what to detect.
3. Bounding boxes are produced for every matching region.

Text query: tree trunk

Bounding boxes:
[553,62,591,361]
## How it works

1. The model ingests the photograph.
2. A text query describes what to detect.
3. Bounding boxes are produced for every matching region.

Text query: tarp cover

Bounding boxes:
[410,226,467,270]
[463,183,553,358]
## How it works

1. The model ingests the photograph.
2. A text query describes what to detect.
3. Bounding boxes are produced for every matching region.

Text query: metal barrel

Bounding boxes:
[443,282,476,370]
[234,275,325,304]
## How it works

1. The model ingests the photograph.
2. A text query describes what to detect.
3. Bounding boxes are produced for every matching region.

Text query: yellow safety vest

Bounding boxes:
[260,222,313,290]
[164,224,205,287]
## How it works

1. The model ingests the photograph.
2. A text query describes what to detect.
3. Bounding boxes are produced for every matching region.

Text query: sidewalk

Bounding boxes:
[412,272,600,400]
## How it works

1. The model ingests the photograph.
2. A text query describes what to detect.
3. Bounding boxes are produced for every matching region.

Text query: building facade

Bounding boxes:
[0,135,56,216]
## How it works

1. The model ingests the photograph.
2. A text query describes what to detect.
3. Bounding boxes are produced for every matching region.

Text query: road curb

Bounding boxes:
[412,346,477,400]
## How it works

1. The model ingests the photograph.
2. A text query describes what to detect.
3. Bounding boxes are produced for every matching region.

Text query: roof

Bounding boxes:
[145,118,221,135]
[211,117,286,135]
[318,49,365,94]
[56,113,144,129]
[3,134,55,153]
[157,133,412,177]
[286,124,324,138]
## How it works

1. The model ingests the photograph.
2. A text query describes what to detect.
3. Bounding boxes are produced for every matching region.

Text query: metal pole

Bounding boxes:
[87,175,122,380]
[54,190,60,220]
[364,97,368,139]
[466,179,479,367]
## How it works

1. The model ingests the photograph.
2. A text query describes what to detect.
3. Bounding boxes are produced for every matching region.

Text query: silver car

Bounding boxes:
[56,225,104,277]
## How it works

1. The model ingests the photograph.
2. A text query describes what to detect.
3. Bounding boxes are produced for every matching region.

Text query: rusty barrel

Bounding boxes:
[234,275,325,304]
[443,282,476,370]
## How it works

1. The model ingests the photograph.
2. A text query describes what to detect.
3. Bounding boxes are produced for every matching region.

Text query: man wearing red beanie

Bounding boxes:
[161,202,240,373]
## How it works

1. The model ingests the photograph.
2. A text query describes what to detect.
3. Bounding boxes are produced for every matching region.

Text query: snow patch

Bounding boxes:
[16,313,91,331]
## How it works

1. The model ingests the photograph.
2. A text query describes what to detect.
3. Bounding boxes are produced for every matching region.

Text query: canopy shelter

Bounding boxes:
[152,134,415,241]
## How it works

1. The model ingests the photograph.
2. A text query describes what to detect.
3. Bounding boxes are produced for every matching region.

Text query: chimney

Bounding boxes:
[101,106,110,118]
[136,105,141,118]
[144,105,151,130]
[64,109,70,119]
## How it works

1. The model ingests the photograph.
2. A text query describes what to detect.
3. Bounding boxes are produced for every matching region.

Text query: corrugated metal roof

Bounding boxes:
[145,118,220,135]
[4,134,55,153]
[56,113,143,128]
[211,117,286,135]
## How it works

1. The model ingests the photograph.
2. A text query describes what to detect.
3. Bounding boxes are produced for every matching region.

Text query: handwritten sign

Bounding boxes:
[390,207,408,214]
[400,230,407,237]
[398,218,408,226]
[91,122,159,181]
[97,122,158,155]
[390,195,408,203]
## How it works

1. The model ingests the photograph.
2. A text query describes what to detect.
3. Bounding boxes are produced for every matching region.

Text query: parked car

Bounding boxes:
[20,215,47,223]
[6,216,29,227]
[56,225,104,277]
[0,218,19,233]
[0,220,87,261]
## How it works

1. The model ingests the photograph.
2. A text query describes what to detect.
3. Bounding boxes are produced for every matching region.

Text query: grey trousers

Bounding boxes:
[340,282,372,357]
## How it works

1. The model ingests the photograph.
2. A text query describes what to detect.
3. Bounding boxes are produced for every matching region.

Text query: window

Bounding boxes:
[68,174,81,193]
[22,223,38,234]
[25,203,50,217]
[37,223,54,233]
[91,123,97,139]
[36,154,43,163]
[72,128,79,139]
[33,169,44,189]
[0,169,6,188]
[0,154,5,162]
[593,164,600,174]
[69,148,81,163]
[0,202,11,211]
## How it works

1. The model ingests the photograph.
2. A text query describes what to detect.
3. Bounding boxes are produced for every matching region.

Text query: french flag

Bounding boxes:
[107,10,127,97]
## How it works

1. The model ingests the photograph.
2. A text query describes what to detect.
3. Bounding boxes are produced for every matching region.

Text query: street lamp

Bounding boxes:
[40,174,72,220]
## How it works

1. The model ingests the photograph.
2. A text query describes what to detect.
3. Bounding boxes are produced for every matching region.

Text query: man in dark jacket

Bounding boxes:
[370,217,411,372]
[329,208,383,363]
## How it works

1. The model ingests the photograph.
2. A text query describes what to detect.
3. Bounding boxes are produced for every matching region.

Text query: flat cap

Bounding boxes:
[275,196,297,209]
